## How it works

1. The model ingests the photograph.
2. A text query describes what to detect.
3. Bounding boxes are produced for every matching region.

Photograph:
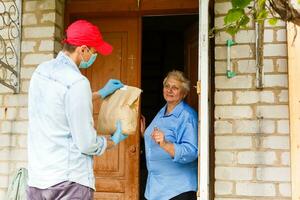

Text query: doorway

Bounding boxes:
[65,1,202,198]
[140,15,199,199]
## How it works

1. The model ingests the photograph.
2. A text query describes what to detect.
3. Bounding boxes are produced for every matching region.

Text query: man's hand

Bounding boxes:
[98,79,124,98]
[111,121,128,145]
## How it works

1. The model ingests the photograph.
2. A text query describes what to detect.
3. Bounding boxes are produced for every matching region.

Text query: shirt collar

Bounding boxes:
[159,101,184,118]
[56,51,80,73]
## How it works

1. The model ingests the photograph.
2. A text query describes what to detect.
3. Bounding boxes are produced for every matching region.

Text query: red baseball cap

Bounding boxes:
[63,20,113,55]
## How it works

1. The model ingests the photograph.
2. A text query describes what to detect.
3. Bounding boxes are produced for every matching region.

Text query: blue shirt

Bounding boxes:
[27,51,107,190]
[144,101,198,200]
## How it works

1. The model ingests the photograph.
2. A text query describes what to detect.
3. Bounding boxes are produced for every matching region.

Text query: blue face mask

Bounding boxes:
[79,49,97,69]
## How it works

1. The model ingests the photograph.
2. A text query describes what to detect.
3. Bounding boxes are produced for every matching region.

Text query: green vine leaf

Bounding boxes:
[214,0,300,37]
[240,15,250,27]
[258,0,266,9]
[232,0,252,9]
[226,26,239,35]
[268,18,278,25]
[224,8,245,25]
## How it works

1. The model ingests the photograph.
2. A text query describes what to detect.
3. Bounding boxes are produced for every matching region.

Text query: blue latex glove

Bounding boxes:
[98,79,124,98]
[111,121,128,145]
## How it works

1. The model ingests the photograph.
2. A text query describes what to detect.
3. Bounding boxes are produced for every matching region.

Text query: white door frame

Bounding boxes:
[197,0,210,200]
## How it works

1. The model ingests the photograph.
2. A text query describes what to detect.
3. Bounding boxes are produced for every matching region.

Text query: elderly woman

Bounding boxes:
[141,70,198,200]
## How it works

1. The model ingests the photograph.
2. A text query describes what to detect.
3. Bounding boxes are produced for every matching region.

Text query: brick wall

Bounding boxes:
[0,0,64,198]
[214,0,291,199]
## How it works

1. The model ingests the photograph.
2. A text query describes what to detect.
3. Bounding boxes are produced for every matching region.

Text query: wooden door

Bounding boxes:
[81,17,141,200]
[140,0,198,14]
[184,22,199,111]
[66,0,139,13]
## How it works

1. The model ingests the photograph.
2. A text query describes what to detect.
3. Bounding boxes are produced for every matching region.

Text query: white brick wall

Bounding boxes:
[24,27,55,38]
[215,91,233,104]
[1,121,12,134]
[215,136,252,149]
[215,167,253,181]
[262,136,290,149]
[0,176,9,189]
[279,183,292,197]
[237,151,277,165]
[23,53,54,65]
[281,152,290,166]
[21,41,37,52]
[278,90,288,102]
[215,45,254,60]
[215,106,253,119]
[215,121,233,134]
[215,61,227,74]
[0,0,65,196]
[0,190,6,200]
[22,13,38,25]
[236,183,276,196]
[264,29,274,43]
[278,120,289,134]
[235,30,255,43]
[263,59,274,72]
[39,40,55,51]
[264,74,288,87]
[215,76,252,89]
[4,95,28,107]
[215,151,235,164]
[264,44,287,57]
[237,59,256,73]
[277,59,288,72]
[256,105,289,119]
[41,13,56,23]
[20,67,36,79]
[277,29,287,42]
[234,119,275,134]
[214,2,231,15]
[256,167,290,181]
[215,181,233,195]
[236,91,275,104]
[214,0,291,199]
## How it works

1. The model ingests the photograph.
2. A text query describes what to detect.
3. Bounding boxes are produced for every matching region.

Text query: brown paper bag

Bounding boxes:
[97,86,142,135]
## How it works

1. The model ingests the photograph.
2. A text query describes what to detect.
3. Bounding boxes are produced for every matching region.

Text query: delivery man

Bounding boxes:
[26,20,128,200]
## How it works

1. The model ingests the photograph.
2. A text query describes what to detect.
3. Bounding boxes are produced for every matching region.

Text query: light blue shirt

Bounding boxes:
[27,51,107,190]
[144,101,198,200]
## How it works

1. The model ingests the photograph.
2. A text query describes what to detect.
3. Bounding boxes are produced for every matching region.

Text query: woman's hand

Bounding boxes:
[151,128,166,146]
[140,115,146,137]
[151,127,175,157]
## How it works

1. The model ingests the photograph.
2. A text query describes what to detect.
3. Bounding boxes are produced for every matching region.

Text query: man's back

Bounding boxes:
[27,52,106,190]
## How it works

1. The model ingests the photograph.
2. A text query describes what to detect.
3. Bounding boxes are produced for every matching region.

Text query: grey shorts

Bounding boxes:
[26,181,94,200]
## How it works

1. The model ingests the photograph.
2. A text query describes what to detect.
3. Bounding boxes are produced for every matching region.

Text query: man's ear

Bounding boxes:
[78,45,87,53]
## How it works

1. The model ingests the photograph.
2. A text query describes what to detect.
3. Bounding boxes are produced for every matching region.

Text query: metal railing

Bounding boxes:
[0,0,22,93]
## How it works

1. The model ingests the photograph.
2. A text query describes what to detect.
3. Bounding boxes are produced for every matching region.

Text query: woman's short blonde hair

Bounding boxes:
[163,70,190,96]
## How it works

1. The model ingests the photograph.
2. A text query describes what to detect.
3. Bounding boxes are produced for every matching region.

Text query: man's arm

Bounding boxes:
[65,79,107,156]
